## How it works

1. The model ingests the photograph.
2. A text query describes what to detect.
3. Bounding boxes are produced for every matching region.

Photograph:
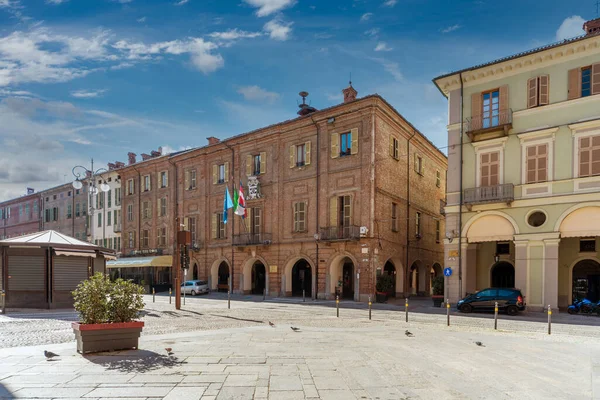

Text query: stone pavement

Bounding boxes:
[1,319,599,399]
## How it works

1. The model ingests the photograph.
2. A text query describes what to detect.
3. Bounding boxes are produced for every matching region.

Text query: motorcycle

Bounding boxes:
[567,298,596,315]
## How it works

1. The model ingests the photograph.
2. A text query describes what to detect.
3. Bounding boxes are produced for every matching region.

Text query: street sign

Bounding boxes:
[443,267,453,277]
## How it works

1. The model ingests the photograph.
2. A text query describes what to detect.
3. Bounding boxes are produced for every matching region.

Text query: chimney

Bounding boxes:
[128,152,136,165]
[151,150,161,157]
[108,163,116,171]
[207,137,220,145]
[342,82,358,103]
[141,153,151,161]
[115,161,125,169]
[584,18,600,36]
[297,91,318,116]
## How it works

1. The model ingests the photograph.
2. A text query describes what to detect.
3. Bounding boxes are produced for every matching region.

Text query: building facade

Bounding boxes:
[434,18,600,311]
[40,183,89,241]
[0,192,42,239]
[118,87,447,300]
[90,165,123,254]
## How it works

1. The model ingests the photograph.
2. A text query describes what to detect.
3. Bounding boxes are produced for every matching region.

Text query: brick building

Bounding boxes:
[40,183,89,241]
[117,86,447,300]
[0,192,42,239]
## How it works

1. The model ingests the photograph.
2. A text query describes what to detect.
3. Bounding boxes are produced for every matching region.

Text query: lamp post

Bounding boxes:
[72,159,109,241]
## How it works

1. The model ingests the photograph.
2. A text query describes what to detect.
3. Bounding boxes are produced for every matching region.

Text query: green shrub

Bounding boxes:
[376,274,395,294]
[72,272,145,324]
[432,276,444,296]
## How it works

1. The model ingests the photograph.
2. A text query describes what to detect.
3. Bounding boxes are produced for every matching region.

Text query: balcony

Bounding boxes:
[319,225,361,241]
[113,222,121,232]
[232,233,272,246]
[466,109,512,142]
[464,183,514,206]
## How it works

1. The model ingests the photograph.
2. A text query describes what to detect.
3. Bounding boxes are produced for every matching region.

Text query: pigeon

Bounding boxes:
[165,347,174,355]
[404,330,414,337]
[44,350,59,360]
[475,341,485,347]
[290,326,300,332]
[268,321,275,327]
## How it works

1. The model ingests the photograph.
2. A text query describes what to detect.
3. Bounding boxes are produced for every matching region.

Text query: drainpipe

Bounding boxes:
[457,72,465,298]
[310,115,320,300]
[167,157,179,309]
[370,108,376,299]
[405,131,416,297]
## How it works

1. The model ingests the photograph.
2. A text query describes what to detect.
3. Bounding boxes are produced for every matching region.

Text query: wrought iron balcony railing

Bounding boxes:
[466,109,512,136]
[464,183,514,205]
[319,225,361,241]
[113,222,121,232]
[232,233,272,246]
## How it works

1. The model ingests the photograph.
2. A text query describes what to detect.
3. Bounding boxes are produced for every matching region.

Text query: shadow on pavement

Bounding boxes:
[0,383,14,399]
[85,350,185,373]
[208,314,264,324]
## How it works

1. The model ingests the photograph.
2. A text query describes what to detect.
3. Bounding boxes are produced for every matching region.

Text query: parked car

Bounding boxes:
[457,288,525,316]
[181,280,209,296]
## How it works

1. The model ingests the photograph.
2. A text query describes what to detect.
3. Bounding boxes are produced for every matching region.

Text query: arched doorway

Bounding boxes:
[572,259,600,302]
[218,261,230,292]
[251,262,266,295]
[292,259,312,297]
[342,258,354,299]
[192,263,198,280]
[491,262,515,288]
[409,261,426,295]
[383,261,396,297]
[430,263,442,294]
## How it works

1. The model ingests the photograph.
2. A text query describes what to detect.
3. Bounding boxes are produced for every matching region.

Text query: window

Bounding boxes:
[496,242,510,255]
[67,205,72,219]
[213,163,229,184]
[582,66,592,97]
[158,227,167,246]
[115,188,121,206]
[436,170,441,188]
[53,207,58,221]
[109,238,113,249]
[128,232,135,248]
[117,237,121,252]
[45,209,50,223]
[436,220,440,243]
[143,175,151,191]
[414,154,423,175]
[76,203,81,217]
[247,208,261,234]
[525,144,548,184]
[186,169,197,190]
[415,212,421,236]
[391,203,398,232]
[75,190,80,195]
[218,164,225,184]
[159,197,167,217]
[390,137,399,160]
[293,202,306,232]
[82,202,87,215]
[253,154,261,175]
[107,190,112,208]
[480,151,499,187]
[104,238,107,248]
[18,205,22,216]
[127,204,134,221]
[290,142,311,167]
[46,197,49,202]
[97,214,102,228]
[68,191,71,197]
[527,75,549,108]
[340,132,352,157]
[296,144,306,166]
[339,195,352,230]
[142,201,151,219]
[127,179,135,195]
[114,210,119,226]
[160,171,168,188]
[482,89,500,129]
[33,202,38,216]
[188,217,197,244]
[527,211,547,227]
[213,212,226,239]
[107,211,111,226]
[142,229,149,248]
[53,195,57,200]
[578,135,600,178]
[24,204,29,218]
[580,239,596,253]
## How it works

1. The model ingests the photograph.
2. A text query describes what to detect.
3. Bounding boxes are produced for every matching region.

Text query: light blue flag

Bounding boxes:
[223,186,233,224]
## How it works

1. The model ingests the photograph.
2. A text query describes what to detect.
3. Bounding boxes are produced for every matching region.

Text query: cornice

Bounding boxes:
[568,117,600,133]
[518,127,558,143]
[471,136,508,151]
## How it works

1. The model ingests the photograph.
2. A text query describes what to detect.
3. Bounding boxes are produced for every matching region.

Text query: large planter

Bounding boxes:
[432,295,444,308]
[72,321,144,354]
[376,292,388,303]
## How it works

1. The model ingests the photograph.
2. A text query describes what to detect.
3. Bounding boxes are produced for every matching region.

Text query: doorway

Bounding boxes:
[572,259,600,302]
[218,262,230,292]
[383,261,396,297]
[292,259,312,297]
[251,262,266,295]
[342,260,354,299]
[491,262,515,288]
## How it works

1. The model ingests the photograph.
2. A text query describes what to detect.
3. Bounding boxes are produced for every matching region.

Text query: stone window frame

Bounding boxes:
[570,121,600,193]
[472,136,508,188]
[518,129,555,198]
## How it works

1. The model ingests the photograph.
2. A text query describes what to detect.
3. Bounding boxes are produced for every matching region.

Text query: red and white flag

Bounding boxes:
[234,183,246,218]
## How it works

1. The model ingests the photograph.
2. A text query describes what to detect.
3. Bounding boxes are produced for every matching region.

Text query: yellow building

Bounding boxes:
[433,17,600,311]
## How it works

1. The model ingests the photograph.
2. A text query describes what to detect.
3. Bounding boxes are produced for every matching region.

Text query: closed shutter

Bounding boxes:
[471,92,482,130]
[568,68,581,100]
[526,144,547,184]
[305,141,311,165]
[592,63,600,95]
[289,145,296,168]
[54,256,88,291]
[184,170,190,190]
[527,77,538,108]
[212,165,218,184]
[480,152,499,187]
[350,128,359,155]
[579,136,600,177]
[329,197,338,226]
[260,152,267,174]
[8,256,45,291]
[211,214,217,239]
[331,132,339,158]
[164,172,168,187]
[389,135,394,157]
[539,75,549,105]
[224,162,229,182]
[93,257,104,275]
[246,155,252,176]
[499,85,509,112]
[157,199,161,217]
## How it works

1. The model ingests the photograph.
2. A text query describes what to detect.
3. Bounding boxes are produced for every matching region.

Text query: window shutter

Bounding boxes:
[224,162,229,182]
[471,92,482,130]
[184,170,190,190]
[329,196,338,226]
[527,77,538,108]
[592,63,600,95]
[499,85,509,112]
[211,214,217,239]
[305,141,311,165]
[260,152,267,174]
[539,75,549,105]
[331,132,339,158]
[347,195,352,226]
[212,165,218,184]
[246,155,252,176]
[568,68,581,100]
[157,173,161,189]
[157,199,161,217]
[183,217,189,231]
[350,128,359,155]
[414,154,419,173]
[290,145,296,168]
[389,135,394,157]
[244,209,251,232]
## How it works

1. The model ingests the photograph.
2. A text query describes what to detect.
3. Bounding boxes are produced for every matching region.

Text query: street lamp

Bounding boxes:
[72,159,109,240]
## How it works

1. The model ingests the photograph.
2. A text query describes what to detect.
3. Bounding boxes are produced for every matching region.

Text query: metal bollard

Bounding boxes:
[446,299,450,326]
[494,302,498,330]
[336,295,339,318]
[183,286,186,306]
[547,305,552,335]
[228,290,231,309]
[303,289,306,302]
[169,288,172,304]
[152,287,155,303]
[368,295,372,320]
[1,290,5,315]
[405,298,408,323]
[263,288,266,301]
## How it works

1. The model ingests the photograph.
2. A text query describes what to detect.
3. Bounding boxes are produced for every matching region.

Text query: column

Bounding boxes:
[461,243,477,296]
[543,239,560,311]
[514,241,528,300]
[444,240,460,303]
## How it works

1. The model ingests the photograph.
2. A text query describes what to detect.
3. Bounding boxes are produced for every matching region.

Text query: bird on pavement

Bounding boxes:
[475,341,485,347]
[290,326,300,332]
[165,347,174,355]
[44,350,59,360]
[268,321,275,327]
[405,330,414,337]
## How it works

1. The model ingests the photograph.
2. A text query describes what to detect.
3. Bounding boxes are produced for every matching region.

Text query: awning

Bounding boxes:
[106,255,173,269]
[54,249,97,258]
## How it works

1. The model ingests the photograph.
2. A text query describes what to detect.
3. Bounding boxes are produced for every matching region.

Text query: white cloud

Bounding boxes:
[556,15,585,41]
[243,0,296,17]
[360,13,373,22]
[370,58,403,81]
[137,16,146,23]
[174,0,189,5]
[46,0,69,4]
[374,42,392,51]
[314,32,333,39]
[383,0,397,6]
[237,85,279,103]
[441,24,462,34]
[263,18,293,41]
[208,29,263,41]
[71,89,107,98]
[365,28,380,37]
[0,0,11,6]
[326,93,343,102]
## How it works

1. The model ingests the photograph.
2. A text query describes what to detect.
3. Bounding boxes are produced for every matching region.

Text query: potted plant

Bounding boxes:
[375,274,395,303]
[432,276,444,307]
[72,272,145,354]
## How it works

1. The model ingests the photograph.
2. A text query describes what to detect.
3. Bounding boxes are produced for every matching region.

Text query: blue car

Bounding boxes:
[457,288,525,316]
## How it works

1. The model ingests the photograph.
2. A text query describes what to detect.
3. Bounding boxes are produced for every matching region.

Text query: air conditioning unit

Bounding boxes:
[360,226,368,236]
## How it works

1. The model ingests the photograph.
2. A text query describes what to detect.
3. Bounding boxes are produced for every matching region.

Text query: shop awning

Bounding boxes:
[106,255,173,268]
[55,249,97,258]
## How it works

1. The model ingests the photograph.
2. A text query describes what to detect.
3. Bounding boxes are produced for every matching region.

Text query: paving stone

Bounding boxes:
[267,391,304,400]
[215,386,254,400]
[163,386,205,400]
[83,386,173,397]
[69,374,135,384]
[183,375,227,383]
[223,374,258,387]
[14,387,94,398]
[318,389,358,400]
[313,376,349,390]
[253,386,268,398]
[303,384,318,397]
[268,375,302,391]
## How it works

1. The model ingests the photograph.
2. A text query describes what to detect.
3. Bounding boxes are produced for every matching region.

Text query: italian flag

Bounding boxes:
[233,183,246,218]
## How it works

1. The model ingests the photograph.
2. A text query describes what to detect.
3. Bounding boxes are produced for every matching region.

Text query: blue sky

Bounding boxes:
[0,0,595,200]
